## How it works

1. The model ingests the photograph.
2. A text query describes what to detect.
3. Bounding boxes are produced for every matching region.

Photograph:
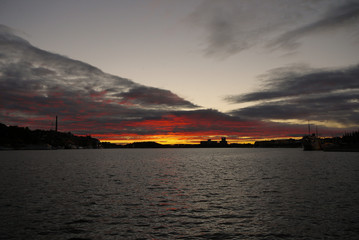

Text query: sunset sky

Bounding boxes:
[1,0,359,144]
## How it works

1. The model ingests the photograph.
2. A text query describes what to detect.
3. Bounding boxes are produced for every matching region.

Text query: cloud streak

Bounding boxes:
[190,0,359,57]
[227,64,359,128]
[226,64,359,103]
[268,1,359,50]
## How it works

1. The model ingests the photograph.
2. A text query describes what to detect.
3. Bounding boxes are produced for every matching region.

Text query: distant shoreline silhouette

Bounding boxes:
[0,123,100,150]
[1,122,358,151]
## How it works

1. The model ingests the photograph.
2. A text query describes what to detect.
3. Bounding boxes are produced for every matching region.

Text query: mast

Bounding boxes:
[308,121,311,135]
[316,126,318,137]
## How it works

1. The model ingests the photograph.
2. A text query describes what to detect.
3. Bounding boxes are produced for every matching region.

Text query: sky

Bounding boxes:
[1,0,359,144]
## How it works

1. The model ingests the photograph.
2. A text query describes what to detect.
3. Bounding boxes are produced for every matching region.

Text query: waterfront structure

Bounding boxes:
[200,137,228,147]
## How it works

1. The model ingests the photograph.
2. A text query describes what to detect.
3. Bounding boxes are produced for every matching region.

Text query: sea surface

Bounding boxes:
[0,148,358,239]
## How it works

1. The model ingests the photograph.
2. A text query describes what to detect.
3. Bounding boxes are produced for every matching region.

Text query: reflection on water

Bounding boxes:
[1,148,359,239]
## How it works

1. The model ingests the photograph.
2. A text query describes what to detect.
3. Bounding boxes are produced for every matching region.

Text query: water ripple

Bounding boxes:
[1,149,359,239]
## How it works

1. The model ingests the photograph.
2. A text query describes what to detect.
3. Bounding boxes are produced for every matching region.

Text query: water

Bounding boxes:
[0,148,358,239]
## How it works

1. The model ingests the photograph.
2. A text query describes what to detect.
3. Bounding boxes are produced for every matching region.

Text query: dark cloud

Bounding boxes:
[0,24,198,135]
[231,92,359,123]
[0,24,30,44]
[117,86,199,109]
[190,0,359,57]
[227,65,359,128]
[226,64,359,103]
[268,1,359,50]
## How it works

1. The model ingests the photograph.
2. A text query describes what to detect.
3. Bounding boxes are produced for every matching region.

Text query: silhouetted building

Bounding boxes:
[200,139,216,147]
[200,137,228,147]
[220,137,228,146]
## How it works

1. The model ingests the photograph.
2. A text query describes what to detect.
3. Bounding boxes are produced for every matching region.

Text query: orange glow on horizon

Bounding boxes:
[95,133,301,145]
[99,138,253,145]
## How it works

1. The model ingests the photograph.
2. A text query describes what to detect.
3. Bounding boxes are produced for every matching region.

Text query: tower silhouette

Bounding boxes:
[55,116,58,132]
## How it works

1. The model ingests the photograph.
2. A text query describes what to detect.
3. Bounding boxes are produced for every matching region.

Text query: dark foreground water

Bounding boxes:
[0,148,358,239]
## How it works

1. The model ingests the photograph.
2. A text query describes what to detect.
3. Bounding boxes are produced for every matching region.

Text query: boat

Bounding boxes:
[302,122,322,151]
[302,134,322,151]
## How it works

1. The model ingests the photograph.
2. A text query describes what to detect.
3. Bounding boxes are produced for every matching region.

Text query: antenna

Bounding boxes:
[55,115,58,132]
[308,121,311,135]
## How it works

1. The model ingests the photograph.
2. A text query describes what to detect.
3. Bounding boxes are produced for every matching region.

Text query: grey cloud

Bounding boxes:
[228,65,359,128]
[118,86,198,109]
[268,1,359,50]
[0,25,197,106]
[190,0,271,58]
[31,67,56,76]
[190,0,251,57]
[0,24,30,45]
[226,64,359,103]
[0,24,199,133]
[190,0,358,57]
[231,91,358,118]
